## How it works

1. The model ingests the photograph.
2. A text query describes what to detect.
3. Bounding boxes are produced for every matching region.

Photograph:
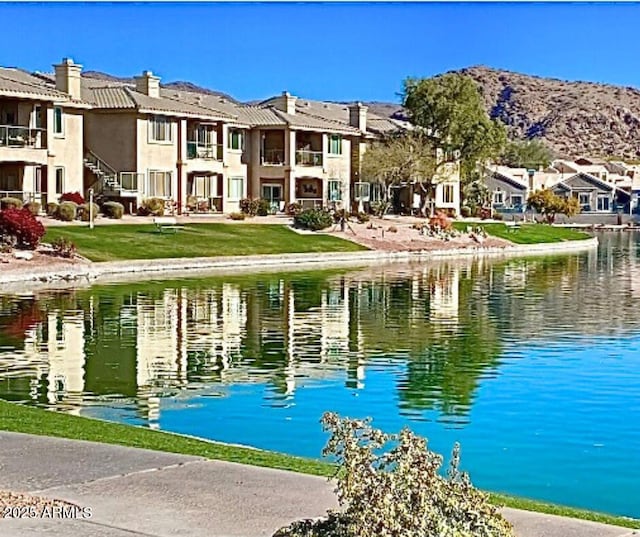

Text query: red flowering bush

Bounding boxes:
[428,211,452,230]
[60,191,85,205]
[0,207,46,249]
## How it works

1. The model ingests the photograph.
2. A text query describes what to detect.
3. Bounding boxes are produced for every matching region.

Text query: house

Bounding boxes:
[0,59,88,207]
[482,165,529,212]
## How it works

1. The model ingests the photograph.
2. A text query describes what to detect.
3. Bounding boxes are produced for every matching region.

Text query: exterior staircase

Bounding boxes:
[83,150,120,194]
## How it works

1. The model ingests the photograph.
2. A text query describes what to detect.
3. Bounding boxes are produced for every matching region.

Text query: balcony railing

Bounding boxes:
[295,149,323,167]
[0,191,42,203]
[261,149,285,165]
[0,125,46,149]
[187,141,223,160]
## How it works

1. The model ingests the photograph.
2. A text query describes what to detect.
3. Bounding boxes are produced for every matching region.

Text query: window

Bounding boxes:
[262,184,282,204]
[228,177,244,199]
[192,175,217,198]
[228,129,245,151]
[354,181,370,201]
[493,191,504,205]
[149,116,172,142]
[33,105,42,129]
[328,180,342,201]
[597,195,610,212]
[147,170,172,197]
[443,184,455,204]
[55,167,65,194]
[511,194,523,207]
[53,107,64,136]
[328,135,342,155]
[578,192,590,208]
[34,167,42,193]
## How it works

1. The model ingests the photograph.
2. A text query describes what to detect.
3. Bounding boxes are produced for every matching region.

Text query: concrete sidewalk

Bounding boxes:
[0,432,637,537]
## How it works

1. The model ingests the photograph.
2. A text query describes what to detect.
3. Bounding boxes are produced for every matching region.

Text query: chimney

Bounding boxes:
[134,70,160,98]
[274,91,297,115]
[54,58,82,100]
[348,102,368,132]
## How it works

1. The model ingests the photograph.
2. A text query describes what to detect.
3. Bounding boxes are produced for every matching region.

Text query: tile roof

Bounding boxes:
[0,68,71,101]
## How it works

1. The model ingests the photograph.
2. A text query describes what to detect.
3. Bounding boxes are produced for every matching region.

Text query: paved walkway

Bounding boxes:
[0,432,637,537]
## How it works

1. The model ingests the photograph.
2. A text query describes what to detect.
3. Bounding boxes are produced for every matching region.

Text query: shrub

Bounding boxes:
[479,207,492,220]
[274,413,514,537]
[102,201,124,219]
[293,208,333,231]
[528,188,580,224]
[23,202,41,216]
[60,191,85,205]
[78,203,100,222]
[46,202,59,217]
[257,198,272,216]
[57,201,77,222]
[239,198,260,216]
[139,197,165,217]
[460,206,471,218]
[0,197,24,210]
[285,202,303,216]
[429,210,452,231]
[387,225,398,233]
[355,211,370,224]
[493,211,504,221]
[371,200,391,218]
[50,237,77,258]
[0,208,46,249]
[228,212,246,221]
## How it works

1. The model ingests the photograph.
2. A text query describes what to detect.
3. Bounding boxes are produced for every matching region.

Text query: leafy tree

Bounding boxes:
[402,74,507,182]
[462,178,492,215]
[500,139,554,169]
[528,189,580,223]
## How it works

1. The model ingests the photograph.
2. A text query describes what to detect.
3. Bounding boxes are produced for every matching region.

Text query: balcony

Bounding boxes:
[0,125,45,149]
[296,150,323,167]
[261,149,285,165]
[187,141,223,161]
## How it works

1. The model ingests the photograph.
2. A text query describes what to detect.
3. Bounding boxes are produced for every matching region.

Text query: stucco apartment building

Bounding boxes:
[0,57,461,216]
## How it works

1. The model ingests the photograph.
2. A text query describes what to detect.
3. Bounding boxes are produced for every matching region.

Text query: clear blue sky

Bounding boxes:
[4,2,640,103]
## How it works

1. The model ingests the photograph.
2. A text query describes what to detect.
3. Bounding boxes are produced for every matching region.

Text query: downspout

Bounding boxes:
[177,119,183,215]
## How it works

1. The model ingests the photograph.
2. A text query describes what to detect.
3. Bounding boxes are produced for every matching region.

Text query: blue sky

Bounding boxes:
[3,2,640,103]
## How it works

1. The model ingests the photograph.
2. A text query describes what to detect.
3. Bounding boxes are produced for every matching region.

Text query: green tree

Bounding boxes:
[528,189,580,224]
[500,139,554,169]
[402,74,507,182]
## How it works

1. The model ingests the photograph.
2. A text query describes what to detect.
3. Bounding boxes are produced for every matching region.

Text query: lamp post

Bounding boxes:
[89,188,94,230]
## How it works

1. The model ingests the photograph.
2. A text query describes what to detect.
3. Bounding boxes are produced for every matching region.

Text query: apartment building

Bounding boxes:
[0,59,87,206]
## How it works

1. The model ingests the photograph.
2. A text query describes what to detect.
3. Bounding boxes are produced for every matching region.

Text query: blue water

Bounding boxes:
[1,231,639,518]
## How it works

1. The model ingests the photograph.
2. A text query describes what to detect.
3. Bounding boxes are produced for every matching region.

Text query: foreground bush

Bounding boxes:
[274,413,514,537]
[50,237,77,258]
[139,197,165,216]
[0,208,46,249]
[0,197,24,210]
[228,212,246,221]
[239,198,259,216]
[285,202,303,216]
[46,202,59,217]
[102,201,124,219]
[78,203,100,222]
[60,191,85,205]
[429,210,452,231]
[293,208,333,231]
[257,198,272,216]
[57,201,77,222]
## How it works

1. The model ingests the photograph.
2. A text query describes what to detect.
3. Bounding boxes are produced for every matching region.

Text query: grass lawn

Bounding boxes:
[452,222,592,244]
[43,223,367,262]
[0,400,637,529]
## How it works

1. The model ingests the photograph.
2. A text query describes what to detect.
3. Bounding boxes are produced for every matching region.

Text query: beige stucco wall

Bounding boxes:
[223,125,248,212]
[47,107,84,197]
[85,112,137,172]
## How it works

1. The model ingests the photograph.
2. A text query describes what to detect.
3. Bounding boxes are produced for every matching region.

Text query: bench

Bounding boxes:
[153,216,184,234]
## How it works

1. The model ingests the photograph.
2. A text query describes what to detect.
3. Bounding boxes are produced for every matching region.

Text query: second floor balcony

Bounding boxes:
[187,141,223,161]
[0,125,46,150]
[261,148,285,165]
[295,149,323,167]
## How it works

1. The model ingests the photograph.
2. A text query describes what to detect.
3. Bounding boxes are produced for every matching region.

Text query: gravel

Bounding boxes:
[0,489,79,519]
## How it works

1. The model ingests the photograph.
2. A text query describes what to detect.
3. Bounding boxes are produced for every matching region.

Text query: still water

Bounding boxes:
[1,232,639,518]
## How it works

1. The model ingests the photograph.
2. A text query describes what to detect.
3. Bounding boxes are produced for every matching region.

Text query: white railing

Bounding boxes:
[187,141,223,160]
[0,191,41,203]
[295,149,323,167]
[0,125,46,149]
[261,149,285,165]
[297,198,324,209]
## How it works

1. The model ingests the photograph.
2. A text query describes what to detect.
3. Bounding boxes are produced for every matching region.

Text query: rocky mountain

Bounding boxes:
[452,66,640,159]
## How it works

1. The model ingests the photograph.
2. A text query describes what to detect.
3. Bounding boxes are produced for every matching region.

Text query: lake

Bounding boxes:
[0,231,638,518]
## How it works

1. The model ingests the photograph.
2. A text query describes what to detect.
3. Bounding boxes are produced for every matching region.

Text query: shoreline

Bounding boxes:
[0,236,598,290]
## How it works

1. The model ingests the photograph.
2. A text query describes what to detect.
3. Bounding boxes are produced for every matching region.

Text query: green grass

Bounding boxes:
[452,222,592,244]
[0,400,637,529]
[44,223,367,262]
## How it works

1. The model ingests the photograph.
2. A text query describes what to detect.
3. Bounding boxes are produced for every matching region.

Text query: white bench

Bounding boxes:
[153,216,184,234]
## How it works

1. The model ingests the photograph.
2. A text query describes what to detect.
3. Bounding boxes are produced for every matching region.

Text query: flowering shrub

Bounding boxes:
[239,198,259,216]
[0,207,46,249]
[429,210,452,231]
[60,191,85,205]
[50,237,77,258]
[274,413,514,537]
[285,202,303,216]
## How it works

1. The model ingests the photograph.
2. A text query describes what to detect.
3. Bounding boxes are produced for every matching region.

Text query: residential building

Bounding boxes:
[0,59,88,207]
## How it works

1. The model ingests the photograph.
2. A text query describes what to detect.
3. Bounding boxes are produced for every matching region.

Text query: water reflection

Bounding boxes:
[1,232,639,516]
